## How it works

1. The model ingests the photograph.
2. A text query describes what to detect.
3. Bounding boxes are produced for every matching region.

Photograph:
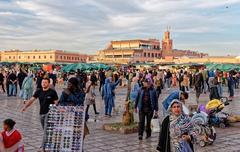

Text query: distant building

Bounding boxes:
[161,28,207,58]
[97,29,207,64]
[0,50,88,63]
[97,39,162,64]
[155,56,240,64]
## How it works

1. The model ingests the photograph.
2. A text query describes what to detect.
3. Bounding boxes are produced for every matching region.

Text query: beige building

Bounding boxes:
[155,56,240,64]
[0,50,88,63]
[97,30,207,64]
[97,39,162,64]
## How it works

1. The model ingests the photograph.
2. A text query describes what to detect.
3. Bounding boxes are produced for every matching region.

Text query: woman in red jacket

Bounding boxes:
[0,119,24,152]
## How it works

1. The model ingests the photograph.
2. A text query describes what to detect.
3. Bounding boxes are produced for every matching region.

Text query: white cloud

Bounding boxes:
[0,0,239,55]
[174,26,223,33]
[107,14,145,28]
[15,1,75,24]
[194,0,240,8]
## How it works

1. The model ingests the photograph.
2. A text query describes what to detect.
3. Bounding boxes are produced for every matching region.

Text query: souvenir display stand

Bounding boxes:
[44,105,85,152]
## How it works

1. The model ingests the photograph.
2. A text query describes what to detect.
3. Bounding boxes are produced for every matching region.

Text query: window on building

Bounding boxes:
[28,56,30,59]
[155,53,157,57]
[148,53,150,57]
[44,56,46,59]
[50,55,52,59]
[13,56,15,59]
[39,56,41,59]
[19,56,21,59]
[60,56,62,59]
[152,53,154,57]
[9,56,11,59]
[144,52,146,57]
[64,56,66,59]
[33,56,35,59]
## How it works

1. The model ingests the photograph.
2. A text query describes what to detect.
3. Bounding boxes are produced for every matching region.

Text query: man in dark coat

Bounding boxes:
[193,69,204,103]
[17,69,27,90]
[135,78,158,140]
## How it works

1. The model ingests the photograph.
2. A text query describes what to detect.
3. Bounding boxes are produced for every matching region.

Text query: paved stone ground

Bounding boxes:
[1,85,240,152]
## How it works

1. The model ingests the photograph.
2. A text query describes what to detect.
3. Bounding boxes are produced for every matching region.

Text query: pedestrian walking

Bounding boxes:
[228,71,235,99]
[102,76,122,117]
[0,71,5,93]
[21,78,58,152]
[178,70,184,90]
[98,69,106,92]
[8,70,17,96]
[135,78,158,140]
[193,69,204,103]
[17,69,27,90]
[202,68,209,93]
[165,69,172,89]
[20,73,34,103]
[130,76,141,103]
[85,79,99,117]
[153,72,162,98]
[36,72,44,90]
[209,76,220,100]
[181,71,189,92]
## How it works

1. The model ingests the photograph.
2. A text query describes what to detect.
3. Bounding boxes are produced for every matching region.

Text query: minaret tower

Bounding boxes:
[162,26,173,56]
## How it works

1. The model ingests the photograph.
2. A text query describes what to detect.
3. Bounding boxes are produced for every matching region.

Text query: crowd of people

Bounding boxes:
[0,64,239,151]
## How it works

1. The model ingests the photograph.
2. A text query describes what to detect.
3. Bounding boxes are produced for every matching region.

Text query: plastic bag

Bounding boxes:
[151,116,160,132]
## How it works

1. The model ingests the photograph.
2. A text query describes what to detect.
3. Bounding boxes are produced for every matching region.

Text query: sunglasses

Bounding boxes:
[44,105,85,151]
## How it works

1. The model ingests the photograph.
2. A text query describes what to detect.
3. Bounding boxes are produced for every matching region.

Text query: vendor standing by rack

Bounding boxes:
[21,77,59,152]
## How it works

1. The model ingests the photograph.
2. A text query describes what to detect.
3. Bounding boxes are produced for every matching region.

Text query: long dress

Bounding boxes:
[102,78,120,115]
[21,76,34,101]
[172,74,177,87]
[85,82,96,105]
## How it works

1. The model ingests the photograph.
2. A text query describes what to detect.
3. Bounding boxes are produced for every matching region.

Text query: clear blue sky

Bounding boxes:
[0,0,239,56]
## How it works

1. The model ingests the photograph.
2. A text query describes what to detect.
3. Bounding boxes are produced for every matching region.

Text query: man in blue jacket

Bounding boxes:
[135,78,158,140]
